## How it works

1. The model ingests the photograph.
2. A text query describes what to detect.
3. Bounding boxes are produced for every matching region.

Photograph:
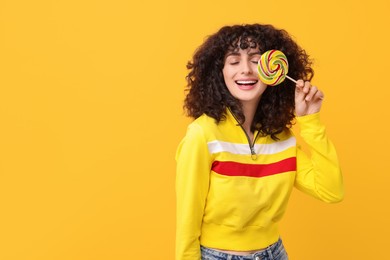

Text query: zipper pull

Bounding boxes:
[250,146,257,160]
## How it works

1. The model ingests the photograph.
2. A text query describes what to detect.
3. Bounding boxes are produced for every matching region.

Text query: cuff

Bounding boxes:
[295,112,325,134]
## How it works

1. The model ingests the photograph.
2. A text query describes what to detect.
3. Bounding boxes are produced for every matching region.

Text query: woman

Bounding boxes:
[176,23,344,260]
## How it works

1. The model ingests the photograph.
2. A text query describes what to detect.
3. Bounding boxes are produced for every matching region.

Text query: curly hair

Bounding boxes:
[184,24,314,140]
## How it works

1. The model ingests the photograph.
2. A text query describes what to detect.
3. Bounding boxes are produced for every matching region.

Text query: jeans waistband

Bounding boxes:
[200,238,286,260]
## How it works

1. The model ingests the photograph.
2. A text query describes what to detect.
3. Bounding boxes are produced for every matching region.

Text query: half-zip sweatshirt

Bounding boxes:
[175,109,344,260]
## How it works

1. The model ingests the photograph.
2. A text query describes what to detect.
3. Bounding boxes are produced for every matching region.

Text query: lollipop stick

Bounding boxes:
[285,75,297,84]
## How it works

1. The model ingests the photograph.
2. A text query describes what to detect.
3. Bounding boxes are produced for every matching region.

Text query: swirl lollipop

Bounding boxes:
[257,50,296,86]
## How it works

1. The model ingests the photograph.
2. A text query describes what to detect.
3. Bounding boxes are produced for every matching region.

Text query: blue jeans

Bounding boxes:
[200,238,288,260]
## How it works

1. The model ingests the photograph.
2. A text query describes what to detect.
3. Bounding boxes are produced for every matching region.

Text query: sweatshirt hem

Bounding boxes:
[200,222,280,251]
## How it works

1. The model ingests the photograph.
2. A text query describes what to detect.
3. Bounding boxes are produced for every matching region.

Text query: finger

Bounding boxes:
[302,81,311,95]
[316,91,325,101]
[305,85,318,101]
[295,79,306,102]
[295,79,305,89]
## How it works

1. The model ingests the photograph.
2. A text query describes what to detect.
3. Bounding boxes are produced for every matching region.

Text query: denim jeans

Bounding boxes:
[200,238,288,260]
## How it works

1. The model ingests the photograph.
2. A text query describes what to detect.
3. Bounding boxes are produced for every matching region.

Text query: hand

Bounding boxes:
[295,80,324,117]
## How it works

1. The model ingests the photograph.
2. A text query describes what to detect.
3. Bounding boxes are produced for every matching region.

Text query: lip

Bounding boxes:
[237,84,256,90]
[236,78,258,81]
[235,79,258,90]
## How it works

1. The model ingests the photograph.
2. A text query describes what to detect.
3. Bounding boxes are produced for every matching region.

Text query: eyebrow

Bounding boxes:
[225,51,262,57]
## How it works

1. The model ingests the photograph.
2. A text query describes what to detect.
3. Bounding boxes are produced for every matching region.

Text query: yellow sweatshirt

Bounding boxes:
[175,109,344,260]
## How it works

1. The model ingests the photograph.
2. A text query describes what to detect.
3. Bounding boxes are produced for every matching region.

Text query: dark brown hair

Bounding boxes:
[184,24,313,139]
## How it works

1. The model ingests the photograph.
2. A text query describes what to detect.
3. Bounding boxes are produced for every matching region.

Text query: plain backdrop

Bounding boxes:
[1,0,389,259]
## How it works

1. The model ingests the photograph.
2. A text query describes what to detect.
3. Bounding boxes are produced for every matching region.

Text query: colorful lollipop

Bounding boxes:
[257,50,296,86]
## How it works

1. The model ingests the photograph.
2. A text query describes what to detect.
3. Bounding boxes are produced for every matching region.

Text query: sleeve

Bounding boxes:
[294,112,344,203]
[175,123,212,260]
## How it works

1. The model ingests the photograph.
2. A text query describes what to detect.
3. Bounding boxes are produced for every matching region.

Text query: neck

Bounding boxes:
[241,100,259,134]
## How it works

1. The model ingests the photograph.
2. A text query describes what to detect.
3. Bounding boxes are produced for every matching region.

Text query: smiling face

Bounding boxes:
[222,46,268,107]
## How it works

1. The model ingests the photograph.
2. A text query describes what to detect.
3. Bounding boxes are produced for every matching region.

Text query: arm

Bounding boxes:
[176,123,212,260]
[295,113,344,203]
[293,80,344,202]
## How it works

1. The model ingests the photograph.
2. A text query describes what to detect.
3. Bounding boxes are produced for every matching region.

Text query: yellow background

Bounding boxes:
[0,0,389,259]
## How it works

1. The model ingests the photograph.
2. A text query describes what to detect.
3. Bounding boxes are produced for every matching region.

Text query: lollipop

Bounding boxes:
[257,50,296,86]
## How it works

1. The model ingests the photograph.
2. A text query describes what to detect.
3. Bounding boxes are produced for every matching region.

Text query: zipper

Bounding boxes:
[239,124,260,160]
[228,108,260,160]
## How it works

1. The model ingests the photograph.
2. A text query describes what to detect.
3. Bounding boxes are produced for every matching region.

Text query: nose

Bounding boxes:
[241,60,254,75]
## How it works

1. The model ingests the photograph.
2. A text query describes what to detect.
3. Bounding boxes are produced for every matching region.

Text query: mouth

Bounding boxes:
[235,80,258,89]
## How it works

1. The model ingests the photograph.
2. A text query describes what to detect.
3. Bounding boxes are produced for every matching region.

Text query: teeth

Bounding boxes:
[236,80,257,84]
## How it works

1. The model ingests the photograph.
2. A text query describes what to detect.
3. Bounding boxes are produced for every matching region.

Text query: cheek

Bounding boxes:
[222,69,230,85]
[222,67,228,79]
[222,65,236,78]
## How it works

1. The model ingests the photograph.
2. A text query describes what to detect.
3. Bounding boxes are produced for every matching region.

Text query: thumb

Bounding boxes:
[295,79,306,103]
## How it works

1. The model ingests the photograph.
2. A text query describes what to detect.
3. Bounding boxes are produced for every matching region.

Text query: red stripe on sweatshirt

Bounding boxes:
[211,157,296,178]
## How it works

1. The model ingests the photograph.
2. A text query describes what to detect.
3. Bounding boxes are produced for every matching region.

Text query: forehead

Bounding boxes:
[225,47,261,57]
